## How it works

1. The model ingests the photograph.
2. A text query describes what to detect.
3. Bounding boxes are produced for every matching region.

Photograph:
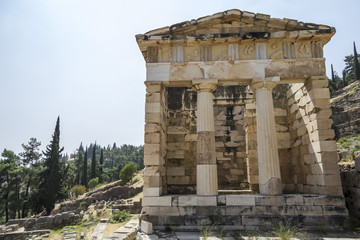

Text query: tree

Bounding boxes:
[99,148,104,183]
[91,143,97,180]
[75,151,83,186]
[38,117,66,215]
[19,138,41,218]
[354,41,360,81]
[82,148,88,189]
[0,149,20,222]
[343,53,360,85]
[119,162,137,184]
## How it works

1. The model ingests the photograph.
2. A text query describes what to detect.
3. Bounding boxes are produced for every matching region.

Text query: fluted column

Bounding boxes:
[250,77,282,195]
[192,79,218,196]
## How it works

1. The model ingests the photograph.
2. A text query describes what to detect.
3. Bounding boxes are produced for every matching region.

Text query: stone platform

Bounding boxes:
[141,194,348,231]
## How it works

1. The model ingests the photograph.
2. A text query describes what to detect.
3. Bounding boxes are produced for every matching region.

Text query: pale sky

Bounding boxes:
[0,0,359,154]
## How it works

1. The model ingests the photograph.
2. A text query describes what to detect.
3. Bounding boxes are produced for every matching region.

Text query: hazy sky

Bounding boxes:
[0,0,359,154]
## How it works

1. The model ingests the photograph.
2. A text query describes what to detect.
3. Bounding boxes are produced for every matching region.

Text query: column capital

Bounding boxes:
[250,76,279,91]
[192,79,218,93]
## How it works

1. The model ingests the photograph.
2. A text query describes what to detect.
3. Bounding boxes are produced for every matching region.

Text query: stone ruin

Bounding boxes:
[135,9,348,230]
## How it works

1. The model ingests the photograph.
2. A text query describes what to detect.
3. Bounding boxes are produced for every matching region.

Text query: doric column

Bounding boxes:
[192,79,218,196]
[250,77,282,195]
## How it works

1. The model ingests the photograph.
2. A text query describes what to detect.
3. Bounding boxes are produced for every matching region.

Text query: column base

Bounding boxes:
[259,177,282,195]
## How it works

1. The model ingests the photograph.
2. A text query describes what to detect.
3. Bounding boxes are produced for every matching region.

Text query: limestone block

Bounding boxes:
[145,102,161,113]
[142,207,179,216]
[144,144,161,156]
[141,221,153,234]
[144,133,161,144]
[146,92,161,103]
[146,84,162,93]
[306,175,317,185]
[309,130,335,142]
[308,88,330,99]
[167,142,189,151]
[166,167,185,176]
[285,195,304,205]
[144,154,163,166]
[145,124,162,133]
[167,126,189,134]
[145,113,162,124]
[308,119,333,132]
[185,134,197,142]
[167,176,190,185]
[313,196,345,206]
[296,205,323,216]
[323,174,342,186]
[230,169,244,175]
[143,187,162,197]
[144,166,161,177]
[197,196,217,206]
[144,176,162,188]
[322,206,348,216]
[255,196,285,206]
[305,77,328,89]
[142,196,172,207]
[167,150,185,159]
[308,141,337,153]
[226,195,255,206]
[309,109,332,121]
[179,195,197,206]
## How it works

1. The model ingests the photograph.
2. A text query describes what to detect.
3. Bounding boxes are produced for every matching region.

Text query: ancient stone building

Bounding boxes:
[136,10,348,230]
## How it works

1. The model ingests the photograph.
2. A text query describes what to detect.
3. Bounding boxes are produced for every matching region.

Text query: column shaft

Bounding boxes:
[252,79,282,195]
[193,80,218,196]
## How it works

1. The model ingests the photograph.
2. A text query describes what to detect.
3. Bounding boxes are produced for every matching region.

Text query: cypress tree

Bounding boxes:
[99,148,104,183]
[354,42,360,80]
[91,143,97,180]
[38,117,65,215]
[331,64,335,81]
[82,148,88,189]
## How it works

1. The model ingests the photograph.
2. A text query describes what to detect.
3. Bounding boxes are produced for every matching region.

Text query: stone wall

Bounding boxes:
[163,84,296,193]
[286,77,342,195]
[141,194,348,231]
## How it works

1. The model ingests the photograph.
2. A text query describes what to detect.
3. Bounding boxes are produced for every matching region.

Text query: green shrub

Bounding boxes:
[70,185,86,199]
[79,201,89,210]
[109,210,131,223]
[88,177,99,190]
[119,163,137,184]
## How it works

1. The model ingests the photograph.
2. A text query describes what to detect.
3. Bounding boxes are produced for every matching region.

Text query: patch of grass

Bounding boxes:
[271,222,304,240]
[108,210,131,223]
[199,225,214,240]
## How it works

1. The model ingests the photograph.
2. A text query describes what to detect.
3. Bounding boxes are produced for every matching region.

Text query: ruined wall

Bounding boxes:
[164,84,296,193]
[165,86,251,193]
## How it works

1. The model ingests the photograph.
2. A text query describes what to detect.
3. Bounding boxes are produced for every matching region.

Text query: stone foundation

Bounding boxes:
[141,194,348,231]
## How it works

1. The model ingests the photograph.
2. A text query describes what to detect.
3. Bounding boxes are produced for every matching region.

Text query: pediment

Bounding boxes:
[141,9,334,37]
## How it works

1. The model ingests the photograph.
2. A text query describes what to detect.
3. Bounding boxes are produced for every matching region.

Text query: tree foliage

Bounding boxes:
[37,117,66,215]
[119,162,137,184]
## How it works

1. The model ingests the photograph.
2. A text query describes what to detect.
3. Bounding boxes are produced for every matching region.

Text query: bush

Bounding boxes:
[69,185,86,199]
[119,162,137,184]
[88,177,99,190]
[109,210,131,223]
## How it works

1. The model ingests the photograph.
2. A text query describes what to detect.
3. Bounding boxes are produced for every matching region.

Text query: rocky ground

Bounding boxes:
[0,171,144,240]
